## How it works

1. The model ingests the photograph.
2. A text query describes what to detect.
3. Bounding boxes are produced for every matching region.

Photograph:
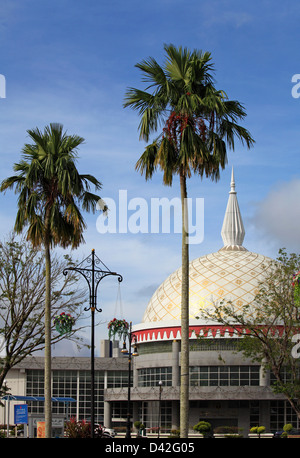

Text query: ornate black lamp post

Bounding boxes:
[121,321,138,439]
[63,249,122,438]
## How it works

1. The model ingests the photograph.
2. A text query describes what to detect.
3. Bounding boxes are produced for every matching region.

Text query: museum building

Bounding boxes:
[1,169,298,436]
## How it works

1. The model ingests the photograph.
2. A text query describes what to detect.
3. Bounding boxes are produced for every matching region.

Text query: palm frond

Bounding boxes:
[135,141,159,180]
[1,123,101,250]
[125,44,254,185]
[135,56,168,91]
[0,175,25,193]
[219,118,255,150]
[79,174,102,191]
[157,137,179,186]
[80,191,102,213]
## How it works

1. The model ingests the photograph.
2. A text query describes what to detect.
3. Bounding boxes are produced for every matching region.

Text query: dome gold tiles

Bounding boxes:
[141,170,274,324]
[142,250,273,323]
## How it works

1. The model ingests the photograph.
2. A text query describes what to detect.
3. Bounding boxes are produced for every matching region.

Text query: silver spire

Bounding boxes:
[220,167,247,251]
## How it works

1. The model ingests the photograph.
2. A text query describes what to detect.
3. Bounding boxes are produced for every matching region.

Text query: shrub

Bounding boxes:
[193,421,211,437]
[250,425,266,437]
[283,423,293,433]
[65,417,91,438]
[214,425,243,436]
[134,421,145,436]
[279,423,293,438]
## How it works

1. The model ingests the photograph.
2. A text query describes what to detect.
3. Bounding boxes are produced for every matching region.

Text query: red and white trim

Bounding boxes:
[132,321,287,343]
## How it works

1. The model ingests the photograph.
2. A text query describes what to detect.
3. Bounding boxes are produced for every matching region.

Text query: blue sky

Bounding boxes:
[0,0,299,354]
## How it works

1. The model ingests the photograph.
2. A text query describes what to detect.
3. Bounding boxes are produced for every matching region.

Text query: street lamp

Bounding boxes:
[158,380,163,438]
[121,321,138,439]
[63,249,122,438]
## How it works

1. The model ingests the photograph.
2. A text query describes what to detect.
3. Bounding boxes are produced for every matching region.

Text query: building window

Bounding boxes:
[78,370,105,423]
[190,366,260,387]
[107,370,131,388]
[138,341,172,355]
[190,338,240,351]
[138,401,172,430]
[52,370,77,417]
[270,401,300,432]
[26,369,108,423]
[138,367,172,387]
[270,367,300,385]
[111,401,131,425]
[26,370,44,414]
[249,401,260,428]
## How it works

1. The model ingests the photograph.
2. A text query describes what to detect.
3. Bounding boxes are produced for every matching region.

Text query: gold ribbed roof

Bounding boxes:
[142,249,272,323]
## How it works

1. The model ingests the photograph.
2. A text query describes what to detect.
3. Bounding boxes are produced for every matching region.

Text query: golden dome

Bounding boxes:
[142,168,273,324]
[142,249,273,323]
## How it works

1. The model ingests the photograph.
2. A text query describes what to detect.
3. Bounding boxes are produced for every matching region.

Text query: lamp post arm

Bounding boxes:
[63,267,123,313]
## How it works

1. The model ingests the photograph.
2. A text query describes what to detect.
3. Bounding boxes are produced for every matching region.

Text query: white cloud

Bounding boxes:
[252,179,300,251]
[199,1,253,29]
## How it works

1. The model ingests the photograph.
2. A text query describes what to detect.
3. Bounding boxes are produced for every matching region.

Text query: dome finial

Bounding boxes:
[220,167,247,251]
[230,166,236,193]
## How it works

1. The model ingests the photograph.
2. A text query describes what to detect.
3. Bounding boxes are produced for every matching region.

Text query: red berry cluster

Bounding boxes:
[163,111,207,147]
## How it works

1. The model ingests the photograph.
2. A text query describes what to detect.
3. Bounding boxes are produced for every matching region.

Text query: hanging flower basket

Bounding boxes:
[292,271,300,307]
[54,312,75,335]
[108,318,129,340]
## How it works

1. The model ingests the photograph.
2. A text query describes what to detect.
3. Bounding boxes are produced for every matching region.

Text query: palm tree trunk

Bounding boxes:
[44,236,52,438]
[180,170,189,438]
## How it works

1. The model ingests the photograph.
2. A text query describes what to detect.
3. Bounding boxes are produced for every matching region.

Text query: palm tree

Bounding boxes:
[124,44,254,438]
[0,123,103,438]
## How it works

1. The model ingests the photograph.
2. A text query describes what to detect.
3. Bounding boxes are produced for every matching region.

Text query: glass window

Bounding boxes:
[189,365,260,387]
[52,370,77,417]
[138,401,172,430]
[270,401,300,432]
[26,368,120,423]
[137,367,172,387]
[107,370,131,388]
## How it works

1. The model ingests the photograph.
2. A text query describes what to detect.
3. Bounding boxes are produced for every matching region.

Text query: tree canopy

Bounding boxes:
[0,234,87,399]
[198,248,300,419]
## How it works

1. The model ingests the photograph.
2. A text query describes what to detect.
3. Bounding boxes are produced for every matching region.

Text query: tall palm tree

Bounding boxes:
[124,44,254,437]
[0,123,102,438]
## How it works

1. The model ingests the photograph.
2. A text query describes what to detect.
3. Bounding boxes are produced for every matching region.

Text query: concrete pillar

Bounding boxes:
[100,339,111,357]
[259,401,270,431]
[133,402,139,425]
[172,340,180,387]
[104,401,111,428]
[259,358,269,386]
[112,340,121,357]
[171,401,180,431]
[238,406,250,438]
[132,358,138,388]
